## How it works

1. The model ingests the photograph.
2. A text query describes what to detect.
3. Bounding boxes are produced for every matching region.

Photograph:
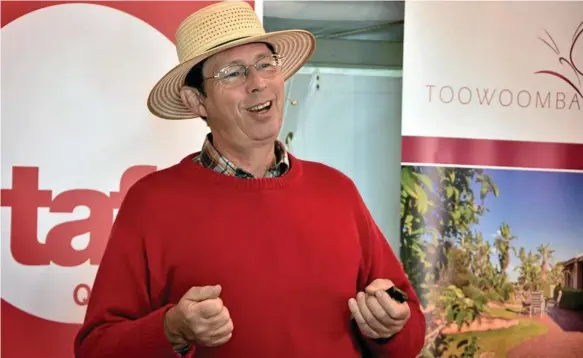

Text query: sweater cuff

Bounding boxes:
[140,303,184,357]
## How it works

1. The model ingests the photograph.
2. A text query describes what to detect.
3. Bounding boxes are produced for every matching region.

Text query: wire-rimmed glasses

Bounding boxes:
[206,54,284,87]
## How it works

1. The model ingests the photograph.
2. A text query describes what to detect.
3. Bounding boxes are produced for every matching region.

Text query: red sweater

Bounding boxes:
[74,153,426,358]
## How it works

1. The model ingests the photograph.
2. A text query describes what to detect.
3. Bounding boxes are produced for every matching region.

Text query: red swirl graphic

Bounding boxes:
[570,21,583,76]
[536,20,583,99]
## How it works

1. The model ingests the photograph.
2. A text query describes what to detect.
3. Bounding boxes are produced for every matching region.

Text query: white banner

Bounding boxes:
[402,1,582,144]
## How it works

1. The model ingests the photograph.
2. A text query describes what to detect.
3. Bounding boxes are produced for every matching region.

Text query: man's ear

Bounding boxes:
[180,87,208,118]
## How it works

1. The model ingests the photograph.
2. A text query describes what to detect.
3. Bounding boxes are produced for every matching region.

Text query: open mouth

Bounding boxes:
[247,101,272,113]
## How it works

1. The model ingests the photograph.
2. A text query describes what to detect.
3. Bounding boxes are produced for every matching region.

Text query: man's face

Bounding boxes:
[198,43,285,148]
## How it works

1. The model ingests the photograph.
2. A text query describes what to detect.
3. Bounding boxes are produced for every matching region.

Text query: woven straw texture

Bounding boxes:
[147,2,316,120]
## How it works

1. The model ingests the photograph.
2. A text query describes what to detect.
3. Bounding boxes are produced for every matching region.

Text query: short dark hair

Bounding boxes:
[183,58,209,121]
[184,59,208,97]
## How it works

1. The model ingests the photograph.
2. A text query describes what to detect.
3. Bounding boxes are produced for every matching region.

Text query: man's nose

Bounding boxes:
[246,67,267,93]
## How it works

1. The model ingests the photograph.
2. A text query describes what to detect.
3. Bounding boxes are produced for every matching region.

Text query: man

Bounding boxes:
[74,2,426,358]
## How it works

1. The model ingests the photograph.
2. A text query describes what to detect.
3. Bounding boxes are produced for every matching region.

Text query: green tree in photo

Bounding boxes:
[400,167,499,298]
[514,243,563,302]
[471,232,497,291]
[399,166,500,357]
[492,223,520,301]
[494,223,518,283]
[547,262,564,287]
[400,165,435,302]
[537,243,555,281]
[515,247,542,292]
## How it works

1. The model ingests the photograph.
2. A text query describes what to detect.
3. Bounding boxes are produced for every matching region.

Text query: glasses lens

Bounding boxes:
[216,56,282,87]
[218,65,246,83]
[256,56,279,72]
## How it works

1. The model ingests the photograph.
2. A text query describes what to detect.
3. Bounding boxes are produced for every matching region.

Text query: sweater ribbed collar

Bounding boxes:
[178,151,303,191]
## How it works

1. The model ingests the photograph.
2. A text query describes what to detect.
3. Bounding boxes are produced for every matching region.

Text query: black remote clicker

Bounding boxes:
[386,286,408,303]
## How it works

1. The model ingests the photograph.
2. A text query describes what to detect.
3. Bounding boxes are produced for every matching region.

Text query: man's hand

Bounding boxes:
[164,285,233,349]
[348,279,411,340]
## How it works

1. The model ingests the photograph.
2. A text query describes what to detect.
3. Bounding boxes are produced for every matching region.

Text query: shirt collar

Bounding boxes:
[195,133,290,178]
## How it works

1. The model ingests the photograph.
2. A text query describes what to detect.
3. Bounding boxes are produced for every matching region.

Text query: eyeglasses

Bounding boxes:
[206,54,284,87]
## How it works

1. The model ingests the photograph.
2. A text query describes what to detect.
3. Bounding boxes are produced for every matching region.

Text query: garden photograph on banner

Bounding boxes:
[401,1,583,357]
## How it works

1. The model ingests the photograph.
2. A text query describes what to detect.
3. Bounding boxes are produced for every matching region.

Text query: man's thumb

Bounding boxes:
[187,285,222,301]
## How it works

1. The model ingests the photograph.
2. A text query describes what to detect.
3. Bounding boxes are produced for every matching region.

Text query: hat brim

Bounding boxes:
[147,29,316,120]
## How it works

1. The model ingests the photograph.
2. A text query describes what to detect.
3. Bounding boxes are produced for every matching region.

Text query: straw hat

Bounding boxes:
[147,1,316,120]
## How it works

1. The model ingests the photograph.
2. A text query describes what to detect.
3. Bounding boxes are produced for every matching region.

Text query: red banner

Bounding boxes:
[1,2,255,357]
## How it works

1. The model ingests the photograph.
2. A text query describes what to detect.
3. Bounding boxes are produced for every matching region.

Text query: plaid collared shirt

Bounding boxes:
[192,134,290,178]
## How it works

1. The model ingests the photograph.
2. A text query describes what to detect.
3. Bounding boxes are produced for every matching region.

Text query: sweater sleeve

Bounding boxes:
[73,183,185,358]
[354,189,426,358]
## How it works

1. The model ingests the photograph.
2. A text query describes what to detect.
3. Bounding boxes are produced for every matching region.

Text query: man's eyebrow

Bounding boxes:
[253,52,273,60]
[220,52,273,67]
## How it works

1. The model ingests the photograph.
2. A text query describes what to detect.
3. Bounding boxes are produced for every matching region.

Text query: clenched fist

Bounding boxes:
[164,285,233,349]
[348,279,410,340]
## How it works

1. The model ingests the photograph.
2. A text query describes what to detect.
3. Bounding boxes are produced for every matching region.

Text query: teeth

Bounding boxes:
[249,101,271,112]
